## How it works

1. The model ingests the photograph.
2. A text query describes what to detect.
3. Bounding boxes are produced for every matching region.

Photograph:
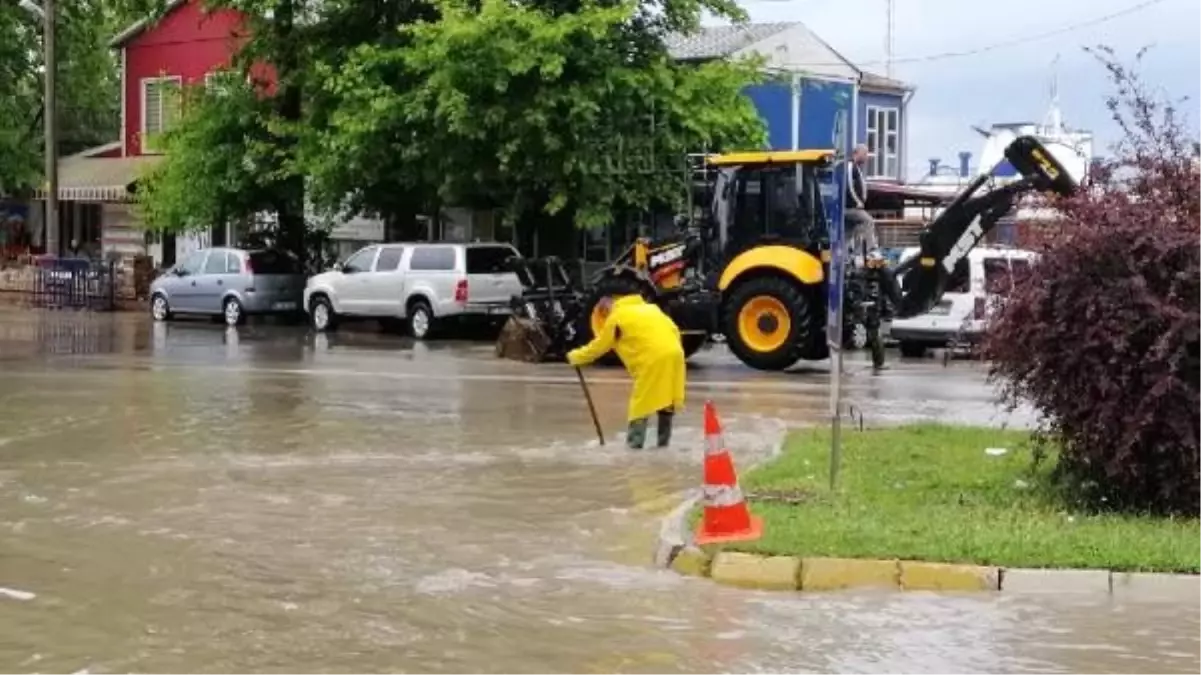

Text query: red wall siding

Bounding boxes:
[122,0,248,156]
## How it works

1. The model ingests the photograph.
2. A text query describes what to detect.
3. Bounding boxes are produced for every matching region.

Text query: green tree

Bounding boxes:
[133,0,438,261]
[307,0,765,231]
[0,0,143,195]
[135,81,280,232]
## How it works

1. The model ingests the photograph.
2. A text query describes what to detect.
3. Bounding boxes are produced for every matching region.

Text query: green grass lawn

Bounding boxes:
[716,424,1199,573]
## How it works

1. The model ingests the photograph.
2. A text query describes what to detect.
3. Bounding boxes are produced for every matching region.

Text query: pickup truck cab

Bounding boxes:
[303,241,523,339]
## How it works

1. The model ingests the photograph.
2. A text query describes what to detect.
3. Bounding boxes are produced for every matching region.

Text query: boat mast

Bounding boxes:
[1043,54,1064,136]
[884,0,896,78]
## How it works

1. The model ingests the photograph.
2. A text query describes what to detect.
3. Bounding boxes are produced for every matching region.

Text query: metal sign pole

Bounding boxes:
[826,81,857,490]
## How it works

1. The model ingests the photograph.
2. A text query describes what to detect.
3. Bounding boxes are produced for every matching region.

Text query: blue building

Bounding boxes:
[667,22,915,183]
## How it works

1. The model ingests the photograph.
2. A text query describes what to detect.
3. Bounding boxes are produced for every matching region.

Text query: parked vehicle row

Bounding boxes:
[149,241,524,340]
[149,240,1038,357]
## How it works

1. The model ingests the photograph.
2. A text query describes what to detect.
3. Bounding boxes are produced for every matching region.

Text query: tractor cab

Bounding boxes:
[703,149,837,265]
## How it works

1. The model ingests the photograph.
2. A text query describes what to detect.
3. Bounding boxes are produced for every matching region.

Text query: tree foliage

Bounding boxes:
[0,0,136,194]
[136,81,283,232]
[134,0,763,246]
[984,47,1200,516]
[307,0,765,228]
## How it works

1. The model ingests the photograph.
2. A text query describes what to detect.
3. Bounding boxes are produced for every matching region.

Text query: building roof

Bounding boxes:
[665,22,797,61]
[110,0,189,48]
[666,22,912,92]
[36,154,164,202]
[860,71,913,92]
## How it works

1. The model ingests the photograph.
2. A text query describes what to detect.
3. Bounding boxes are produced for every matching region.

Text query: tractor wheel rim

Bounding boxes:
[412,310,429,337]
[313,304,329,329]
[224,301,240,325]
[737,295,791,353]
[152,297,167,320]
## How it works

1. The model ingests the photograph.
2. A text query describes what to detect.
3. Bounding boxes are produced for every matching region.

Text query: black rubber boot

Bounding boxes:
[656,408,674,448]
[627,418,649,449]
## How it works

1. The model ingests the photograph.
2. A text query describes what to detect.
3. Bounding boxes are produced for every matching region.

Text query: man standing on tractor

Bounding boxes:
[567,294,687,449]
[845,144,880,265]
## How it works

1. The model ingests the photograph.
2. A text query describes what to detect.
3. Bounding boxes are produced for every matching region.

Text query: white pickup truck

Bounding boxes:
[304,241,524,339]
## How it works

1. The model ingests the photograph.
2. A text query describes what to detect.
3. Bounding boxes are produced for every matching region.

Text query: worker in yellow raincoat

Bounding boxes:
[567,294,686,449]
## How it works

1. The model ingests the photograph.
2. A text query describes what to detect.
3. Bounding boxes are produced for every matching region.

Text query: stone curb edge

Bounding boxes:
[663,549,1200,597]
[652,423,1200,597]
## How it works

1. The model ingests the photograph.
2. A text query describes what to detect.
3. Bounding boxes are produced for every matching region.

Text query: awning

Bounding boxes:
[34,154,164,202]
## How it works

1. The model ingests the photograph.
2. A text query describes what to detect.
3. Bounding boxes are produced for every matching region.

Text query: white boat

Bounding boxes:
[905,66,1094,224]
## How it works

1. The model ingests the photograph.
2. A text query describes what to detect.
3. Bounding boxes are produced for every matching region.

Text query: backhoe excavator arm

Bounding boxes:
[878,135,1079,319]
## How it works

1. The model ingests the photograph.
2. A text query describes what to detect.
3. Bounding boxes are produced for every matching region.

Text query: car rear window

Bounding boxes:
[248,250,301,275]
[466,246,518,274]
[984,257,1031,294]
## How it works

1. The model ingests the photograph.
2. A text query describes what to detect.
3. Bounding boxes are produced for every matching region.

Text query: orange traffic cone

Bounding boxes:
[694,400,763,546]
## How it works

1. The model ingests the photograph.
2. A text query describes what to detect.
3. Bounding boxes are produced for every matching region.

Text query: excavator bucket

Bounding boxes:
[1003,135,1080,197]
[495,256,584,363]
[882,134,1081,320]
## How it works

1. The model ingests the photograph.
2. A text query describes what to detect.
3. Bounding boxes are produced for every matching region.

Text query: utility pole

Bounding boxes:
[42,0,58,256]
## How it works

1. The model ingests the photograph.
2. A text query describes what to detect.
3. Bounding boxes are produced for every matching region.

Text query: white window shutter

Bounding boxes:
[145,81,163,135]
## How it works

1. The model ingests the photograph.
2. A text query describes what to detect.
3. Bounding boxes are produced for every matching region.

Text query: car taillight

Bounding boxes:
[974,296,987,319]
[454,279,468,303]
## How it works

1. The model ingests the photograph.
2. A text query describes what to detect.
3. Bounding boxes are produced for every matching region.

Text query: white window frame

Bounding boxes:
[140,75,182,154]
[865,104,900,179]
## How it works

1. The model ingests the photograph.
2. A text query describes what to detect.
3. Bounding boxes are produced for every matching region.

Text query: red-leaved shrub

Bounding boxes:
[984,47,1200,515]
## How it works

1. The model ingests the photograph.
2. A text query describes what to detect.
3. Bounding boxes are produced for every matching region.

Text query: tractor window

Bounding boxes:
[729,165,811,252]
[732,169,766,246]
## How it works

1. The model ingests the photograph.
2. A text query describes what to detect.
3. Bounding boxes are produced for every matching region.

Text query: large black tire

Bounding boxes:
[899,341,928,358]
[722,276,815,372]
[575,274,645,366]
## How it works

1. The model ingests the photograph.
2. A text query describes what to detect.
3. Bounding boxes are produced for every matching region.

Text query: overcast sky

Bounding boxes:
[722,0,1200,178]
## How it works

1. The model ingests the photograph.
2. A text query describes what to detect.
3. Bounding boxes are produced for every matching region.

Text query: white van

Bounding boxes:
[889,246,1037,358]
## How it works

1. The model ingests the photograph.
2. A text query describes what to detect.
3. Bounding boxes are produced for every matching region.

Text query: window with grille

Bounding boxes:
[864,105,900,179]
[141,77,182,153]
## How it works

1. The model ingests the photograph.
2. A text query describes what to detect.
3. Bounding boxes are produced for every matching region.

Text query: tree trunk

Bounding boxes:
[272,0,307,267]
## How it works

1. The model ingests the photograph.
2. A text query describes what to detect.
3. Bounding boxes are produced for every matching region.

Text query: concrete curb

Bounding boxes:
[652,424,1200,596]
[662,548,1199,596]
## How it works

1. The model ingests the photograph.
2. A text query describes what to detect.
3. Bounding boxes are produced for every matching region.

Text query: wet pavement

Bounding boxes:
[0,309,1197,673]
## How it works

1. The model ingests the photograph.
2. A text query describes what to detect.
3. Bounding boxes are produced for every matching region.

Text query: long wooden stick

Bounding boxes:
[575,367,605,446]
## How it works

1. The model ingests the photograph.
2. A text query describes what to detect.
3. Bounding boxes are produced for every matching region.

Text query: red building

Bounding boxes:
[34,0,254,263]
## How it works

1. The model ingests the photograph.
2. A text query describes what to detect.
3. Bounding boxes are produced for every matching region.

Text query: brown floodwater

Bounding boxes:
[0,310,1196,673]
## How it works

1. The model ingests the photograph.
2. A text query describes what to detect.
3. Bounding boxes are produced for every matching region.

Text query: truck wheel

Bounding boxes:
[408,300,436,340]
[722,276,812,372]
[309,295,339,332]
[899,341,927,358]
[575,275,644,366]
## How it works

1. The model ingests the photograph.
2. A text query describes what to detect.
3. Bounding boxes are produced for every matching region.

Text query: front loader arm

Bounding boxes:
[877,134,1079,319]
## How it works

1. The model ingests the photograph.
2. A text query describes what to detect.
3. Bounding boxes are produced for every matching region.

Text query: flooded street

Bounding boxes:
[0,309,1197,673]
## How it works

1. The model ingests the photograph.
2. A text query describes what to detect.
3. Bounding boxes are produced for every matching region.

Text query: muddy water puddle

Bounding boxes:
[0,311,1196,672]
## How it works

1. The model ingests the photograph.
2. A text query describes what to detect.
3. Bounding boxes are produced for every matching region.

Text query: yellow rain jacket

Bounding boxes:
[567,295,687,422]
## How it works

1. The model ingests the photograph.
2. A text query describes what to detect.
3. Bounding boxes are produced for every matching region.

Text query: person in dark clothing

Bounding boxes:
[843,144,879,263]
